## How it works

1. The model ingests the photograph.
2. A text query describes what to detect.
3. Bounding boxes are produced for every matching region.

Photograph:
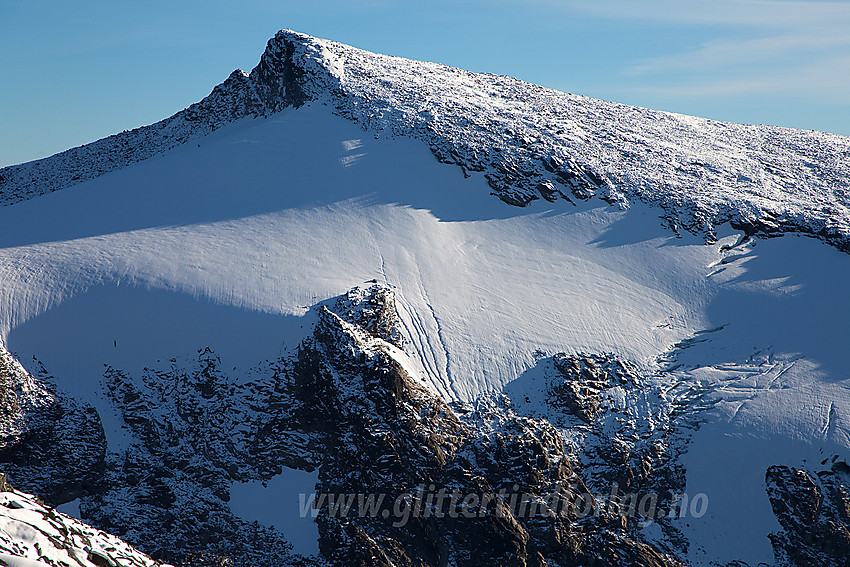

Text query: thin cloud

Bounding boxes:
[553,0,850,28]
[629,34,850,75]
[546,0,850,103]
[624,53,850,104]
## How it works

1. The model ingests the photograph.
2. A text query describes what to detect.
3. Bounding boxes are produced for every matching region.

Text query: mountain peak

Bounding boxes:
[248,28,338,111]
[2,29,849,253]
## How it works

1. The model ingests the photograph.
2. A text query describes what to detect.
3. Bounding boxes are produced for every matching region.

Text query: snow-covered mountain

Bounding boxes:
[0,29,848,567]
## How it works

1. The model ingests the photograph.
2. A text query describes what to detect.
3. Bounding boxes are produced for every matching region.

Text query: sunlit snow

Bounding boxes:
[0,104,847,566]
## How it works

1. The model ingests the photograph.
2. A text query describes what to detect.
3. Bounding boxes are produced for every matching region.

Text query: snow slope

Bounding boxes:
[228,468,320,557]
[0,105,718,402]
[0,30,848,567]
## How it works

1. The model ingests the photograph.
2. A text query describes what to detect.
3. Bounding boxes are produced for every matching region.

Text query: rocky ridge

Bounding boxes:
[0,347,106,508]
[296,284,687,566]
[0,284,693,566]
[1,31,849,252]
[766,462,850,567]
[0,472,170,567]
[2,283,848,566]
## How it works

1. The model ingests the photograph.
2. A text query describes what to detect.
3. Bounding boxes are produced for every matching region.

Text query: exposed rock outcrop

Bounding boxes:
[547,353,635,424]
[0,284,714,566]
[294,285,683,567]
[766,462,850,567]
[0,472,170,567]
[90,350,318,567]
[0,347,106,507]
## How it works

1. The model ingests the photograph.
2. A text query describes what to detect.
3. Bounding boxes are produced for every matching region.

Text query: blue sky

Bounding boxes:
[2,0,849,167]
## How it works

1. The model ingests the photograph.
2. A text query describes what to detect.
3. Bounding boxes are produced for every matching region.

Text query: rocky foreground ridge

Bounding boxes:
[0,472,170,567]
[2,284,848,566]
[1,30,849,252]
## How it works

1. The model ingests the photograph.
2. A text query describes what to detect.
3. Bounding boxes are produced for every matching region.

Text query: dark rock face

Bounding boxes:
[548,353,633,424]
[0,31,320,207]
[0,284,686,566]
[330,283,406,349]
[766,463,850,567]
[512,351,693,539]
[87,350,319,567]
[0,342,318,566]
[0,347,106,506]
[251,32,310,112]
[290,286,683,567]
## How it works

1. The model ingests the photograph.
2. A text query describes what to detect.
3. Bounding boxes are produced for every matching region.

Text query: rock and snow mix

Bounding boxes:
[0,29,848,567]
[0,475,169,567]
[2,30,849,251]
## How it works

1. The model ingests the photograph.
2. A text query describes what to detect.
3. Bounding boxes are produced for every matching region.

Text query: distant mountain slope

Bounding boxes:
[2,30,849,252]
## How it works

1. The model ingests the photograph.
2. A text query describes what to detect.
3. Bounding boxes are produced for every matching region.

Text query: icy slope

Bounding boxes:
[2,30,849,252]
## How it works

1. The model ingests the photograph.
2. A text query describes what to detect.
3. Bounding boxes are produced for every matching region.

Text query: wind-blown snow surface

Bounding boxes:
[0,105,848,564]
[0,105,715,400]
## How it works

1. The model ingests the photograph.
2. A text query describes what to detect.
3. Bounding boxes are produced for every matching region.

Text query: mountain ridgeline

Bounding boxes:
[1,30,849,252]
